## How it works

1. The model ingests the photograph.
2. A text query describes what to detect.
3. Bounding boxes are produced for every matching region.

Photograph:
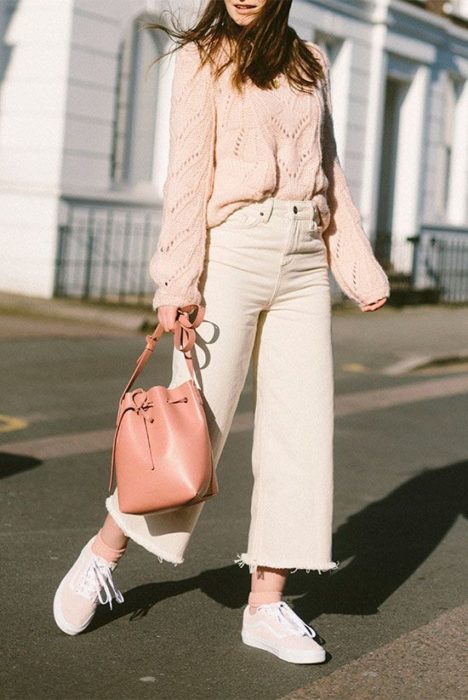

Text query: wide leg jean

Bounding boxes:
[106,196,339,573]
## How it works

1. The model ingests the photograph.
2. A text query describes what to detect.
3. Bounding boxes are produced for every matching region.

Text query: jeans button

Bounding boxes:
[293,205,298,214]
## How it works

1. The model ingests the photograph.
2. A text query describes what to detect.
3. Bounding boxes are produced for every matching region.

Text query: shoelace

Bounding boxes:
[257,601,317,638]
[76,559,124,610]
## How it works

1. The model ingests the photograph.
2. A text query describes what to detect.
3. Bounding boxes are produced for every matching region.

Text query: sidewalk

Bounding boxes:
[282,604,467,700]
[0,291,151,332]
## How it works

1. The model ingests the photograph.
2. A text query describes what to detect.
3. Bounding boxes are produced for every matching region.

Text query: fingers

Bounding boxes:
[157,305,179,332]
[360,297,388,312]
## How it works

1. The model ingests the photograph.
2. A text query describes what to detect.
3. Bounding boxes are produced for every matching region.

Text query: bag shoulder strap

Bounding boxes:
[119,303,206,404]
[109,304,206,492]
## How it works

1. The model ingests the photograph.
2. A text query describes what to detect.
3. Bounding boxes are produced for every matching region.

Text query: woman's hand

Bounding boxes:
[157,305,180,332]
[359,297,388,312]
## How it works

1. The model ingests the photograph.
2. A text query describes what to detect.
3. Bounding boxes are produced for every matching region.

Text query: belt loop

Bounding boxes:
[310,201,319,230]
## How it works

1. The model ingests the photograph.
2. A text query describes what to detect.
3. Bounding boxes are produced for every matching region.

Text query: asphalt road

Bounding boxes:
[1,302,467,699]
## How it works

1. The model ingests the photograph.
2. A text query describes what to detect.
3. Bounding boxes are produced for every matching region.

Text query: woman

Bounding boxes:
[53,0,389,664]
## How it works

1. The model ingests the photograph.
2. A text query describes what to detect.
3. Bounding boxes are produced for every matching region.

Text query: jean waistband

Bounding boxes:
[244,196,322,222]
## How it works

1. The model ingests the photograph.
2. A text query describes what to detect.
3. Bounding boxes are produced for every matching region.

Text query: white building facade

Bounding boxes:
[0,0,467,303]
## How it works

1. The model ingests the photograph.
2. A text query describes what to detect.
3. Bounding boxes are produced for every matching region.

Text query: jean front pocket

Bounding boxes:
[216,204,265,232]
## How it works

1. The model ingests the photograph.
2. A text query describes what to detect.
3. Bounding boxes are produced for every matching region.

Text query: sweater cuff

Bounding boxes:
[152,287,202,312]
[333,269,390,307]
[355,282,391,307]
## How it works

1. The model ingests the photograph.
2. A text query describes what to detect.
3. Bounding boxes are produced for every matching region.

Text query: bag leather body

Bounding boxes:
[109,305,218,515]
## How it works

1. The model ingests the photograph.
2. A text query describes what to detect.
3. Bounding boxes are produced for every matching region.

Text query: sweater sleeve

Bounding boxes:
[149,43,216,311]
[312,44,390,306]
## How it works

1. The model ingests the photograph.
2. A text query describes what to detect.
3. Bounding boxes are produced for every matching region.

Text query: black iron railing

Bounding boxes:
[411,226,468,303]
[54,195,160,305]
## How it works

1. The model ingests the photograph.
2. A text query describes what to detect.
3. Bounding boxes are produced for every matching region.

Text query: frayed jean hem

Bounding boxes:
[105,496,183,567]
[234,553,340,575]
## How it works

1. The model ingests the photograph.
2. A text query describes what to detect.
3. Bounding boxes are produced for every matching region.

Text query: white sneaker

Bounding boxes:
[53,536,124,636]
[241,601,326,664]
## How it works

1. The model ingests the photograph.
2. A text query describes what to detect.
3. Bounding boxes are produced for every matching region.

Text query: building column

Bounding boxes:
[0,0,74,298]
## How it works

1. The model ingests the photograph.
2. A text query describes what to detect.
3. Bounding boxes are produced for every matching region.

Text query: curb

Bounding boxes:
[0,292,153,333]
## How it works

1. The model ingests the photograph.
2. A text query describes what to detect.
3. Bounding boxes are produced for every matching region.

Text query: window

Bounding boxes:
[111,16,162,186]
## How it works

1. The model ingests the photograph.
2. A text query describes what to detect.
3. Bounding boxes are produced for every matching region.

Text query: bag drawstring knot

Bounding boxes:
[131,389,155,423]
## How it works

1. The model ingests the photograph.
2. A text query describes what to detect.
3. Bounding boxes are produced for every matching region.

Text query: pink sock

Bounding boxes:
[91,528,128,564]
[248,591,282,614]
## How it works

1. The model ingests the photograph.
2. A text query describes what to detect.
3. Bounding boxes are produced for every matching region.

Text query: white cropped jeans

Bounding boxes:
[106,196,339,573]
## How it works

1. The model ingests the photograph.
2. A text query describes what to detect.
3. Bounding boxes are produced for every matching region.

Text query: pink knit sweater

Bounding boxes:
[149,40,390,310]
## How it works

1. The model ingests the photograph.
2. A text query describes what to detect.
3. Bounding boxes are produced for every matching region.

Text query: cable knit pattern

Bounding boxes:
[149,43,216,309]
[149,41,390,310]
[312,44,391,305]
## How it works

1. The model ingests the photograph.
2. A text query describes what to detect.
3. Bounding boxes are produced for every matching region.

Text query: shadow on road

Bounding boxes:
[292,459,468,619]
[0,453,41,478]
[88,459,467,632]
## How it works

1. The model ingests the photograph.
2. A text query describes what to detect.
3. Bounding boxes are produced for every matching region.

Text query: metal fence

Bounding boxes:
[411,226,468,303]
[54,195,160,305]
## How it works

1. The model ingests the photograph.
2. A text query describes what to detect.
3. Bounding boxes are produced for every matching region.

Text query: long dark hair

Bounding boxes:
[144,0,325,94]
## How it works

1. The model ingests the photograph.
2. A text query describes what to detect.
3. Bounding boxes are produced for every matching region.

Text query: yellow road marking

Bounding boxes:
[0,414,28,433]
[342,363,369,373]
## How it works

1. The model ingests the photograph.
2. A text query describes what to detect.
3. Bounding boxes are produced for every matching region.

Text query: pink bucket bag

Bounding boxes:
[108,304,218,515]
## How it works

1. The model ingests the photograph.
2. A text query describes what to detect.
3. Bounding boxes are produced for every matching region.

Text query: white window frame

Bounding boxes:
[443,72,468,224]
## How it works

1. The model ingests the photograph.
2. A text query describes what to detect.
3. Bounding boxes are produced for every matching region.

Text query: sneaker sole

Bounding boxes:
[53,576,94,636]
[242,631,326,664]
